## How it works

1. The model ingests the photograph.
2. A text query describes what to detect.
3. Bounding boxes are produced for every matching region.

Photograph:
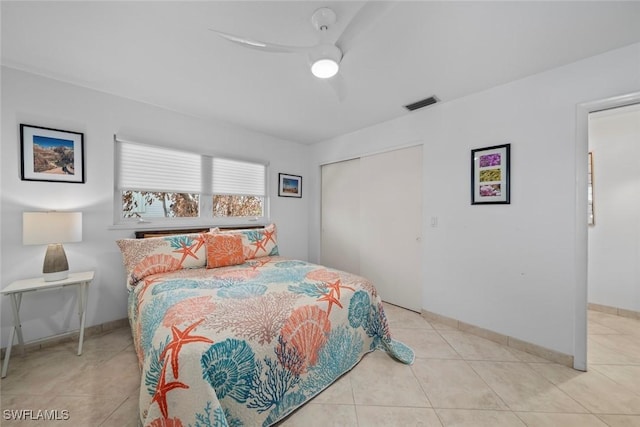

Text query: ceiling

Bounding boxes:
[3,1,640,144]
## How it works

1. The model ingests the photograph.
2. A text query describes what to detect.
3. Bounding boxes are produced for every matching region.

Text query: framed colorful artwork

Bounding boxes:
[278,173,302,198]
[471,143,510,204]
[20,124,85,183]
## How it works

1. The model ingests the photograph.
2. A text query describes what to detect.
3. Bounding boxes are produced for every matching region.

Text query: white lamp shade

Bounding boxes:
[23,212,83,245]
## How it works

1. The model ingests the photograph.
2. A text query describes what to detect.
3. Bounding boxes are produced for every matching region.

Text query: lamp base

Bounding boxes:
[43,243,70,282]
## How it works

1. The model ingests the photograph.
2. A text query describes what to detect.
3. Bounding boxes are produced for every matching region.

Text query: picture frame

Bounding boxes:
[20,124,85,183]
[471,143,510,204]
[278,173,302,198]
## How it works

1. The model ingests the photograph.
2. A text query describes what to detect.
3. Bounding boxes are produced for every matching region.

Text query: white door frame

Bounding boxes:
[574,91,640,371]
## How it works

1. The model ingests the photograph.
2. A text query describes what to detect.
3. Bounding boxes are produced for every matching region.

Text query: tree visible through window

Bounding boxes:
[122,191,199,218]
[213,195,263,218]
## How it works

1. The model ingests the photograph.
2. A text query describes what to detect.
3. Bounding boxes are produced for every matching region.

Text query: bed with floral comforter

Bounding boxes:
[118,227,413,427]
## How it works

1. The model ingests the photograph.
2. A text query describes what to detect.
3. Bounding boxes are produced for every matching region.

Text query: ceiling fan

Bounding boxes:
[210,2,394,100]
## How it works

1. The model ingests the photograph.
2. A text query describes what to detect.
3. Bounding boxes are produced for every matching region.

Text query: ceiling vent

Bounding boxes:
[404,95,439,111]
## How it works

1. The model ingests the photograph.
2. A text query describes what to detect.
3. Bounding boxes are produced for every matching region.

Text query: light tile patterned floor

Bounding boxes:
[1,306,639,426]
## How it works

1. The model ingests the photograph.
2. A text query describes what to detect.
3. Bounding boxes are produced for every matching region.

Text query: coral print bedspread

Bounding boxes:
[120,229,413,427]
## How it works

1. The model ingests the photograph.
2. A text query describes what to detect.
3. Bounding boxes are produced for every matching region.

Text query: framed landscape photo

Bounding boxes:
[278,173,302,198]
[471,143,510,204]
[20,124,85,183]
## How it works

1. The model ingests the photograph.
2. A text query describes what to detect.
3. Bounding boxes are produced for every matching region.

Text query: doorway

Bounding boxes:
[586,102,640,370]
[575,91,640,371]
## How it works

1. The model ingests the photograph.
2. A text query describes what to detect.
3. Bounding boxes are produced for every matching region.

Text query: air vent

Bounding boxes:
[404,95,439,111]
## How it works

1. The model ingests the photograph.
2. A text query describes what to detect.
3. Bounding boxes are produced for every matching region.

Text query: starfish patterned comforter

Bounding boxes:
[127,255,414,426]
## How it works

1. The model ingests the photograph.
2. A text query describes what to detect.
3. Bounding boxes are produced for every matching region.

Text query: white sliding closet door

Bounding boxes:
[360,145,422,311]
[321,158,361,275]
[320,145,423,312]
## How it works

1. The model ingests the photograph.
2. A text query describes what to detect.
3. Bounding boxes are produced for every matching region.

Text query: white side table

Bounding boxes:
[1,270,94,378]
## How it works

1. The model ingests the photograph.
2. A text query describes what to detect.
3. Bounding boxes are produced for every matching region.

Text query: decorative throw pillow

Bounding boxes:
[116,233,207,287]
[210,223,279,259]
[205,233,245,268]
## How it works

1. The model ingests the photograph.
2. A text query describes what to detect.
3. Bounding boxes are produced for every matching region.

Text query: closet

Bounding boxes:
[321,145,423,312]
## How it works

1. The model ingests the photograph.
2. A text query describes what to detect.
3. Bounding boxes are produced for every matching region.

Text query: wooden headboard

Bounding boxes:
[135,225,264,239]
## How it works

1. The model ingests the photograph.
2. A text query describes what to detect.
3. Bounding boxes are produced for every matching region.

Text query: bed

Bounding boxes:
[117,224,414,427]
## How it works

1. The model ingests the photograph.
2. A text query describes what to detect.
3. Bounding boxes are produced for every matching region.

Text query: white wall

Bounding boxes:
[309,42,640,357]
[588,104,640,312]
[0,67,310,347]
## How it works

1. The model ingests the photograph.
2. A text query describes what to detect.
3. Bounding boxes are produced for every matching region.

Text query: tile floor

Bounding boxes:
[1,305,639,426]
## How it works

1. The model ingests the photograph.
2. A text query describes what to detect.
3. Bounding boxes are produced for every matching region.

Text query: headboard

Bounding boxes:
[134,225,264,239]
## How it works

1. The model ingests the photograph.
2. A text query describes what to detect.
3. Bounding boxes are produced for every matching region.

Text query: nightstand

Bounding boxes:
[1,270,94,378]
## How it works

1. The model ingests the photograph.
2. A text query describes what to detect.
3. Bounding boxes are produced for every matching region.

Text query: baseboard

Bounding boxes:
[421,310,574,368]
[0,318,129,359]
[588,302,640,320]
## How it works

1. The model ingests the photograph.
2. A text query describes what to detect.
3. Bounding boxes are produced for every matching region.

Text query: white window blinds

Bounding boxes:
[117,141,202,193]
[212,158,265,196]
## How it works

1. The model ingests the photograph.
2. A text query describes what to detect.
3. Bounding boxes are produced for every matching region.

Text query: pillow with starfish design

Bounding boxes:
[209,223,279,260]
[116,233,207,287]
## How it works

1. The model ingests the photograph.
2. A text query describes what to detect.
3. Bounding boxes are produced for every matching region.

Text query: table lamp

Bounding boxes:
[23,211,82,281]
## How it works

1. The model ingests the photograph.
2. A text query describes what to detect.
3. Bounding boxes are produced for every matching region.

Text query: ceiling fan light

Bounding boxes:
[311,58,339,79]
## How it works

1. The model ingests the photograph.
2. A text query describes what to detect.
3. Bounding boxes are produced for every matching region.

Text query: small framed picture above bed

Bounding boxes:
[471,143,510,205]
[278,173,302,198]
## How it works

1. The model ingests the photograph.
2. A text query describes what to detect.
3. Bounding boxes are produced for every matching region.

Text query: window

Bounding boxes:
[115,138,267,225]
[122,192,200,218]
[212,158,265,218]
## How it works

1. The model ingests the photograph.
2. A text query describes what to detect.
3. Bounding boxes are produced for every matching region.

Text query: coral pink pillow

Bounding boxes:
[206,233,245,268]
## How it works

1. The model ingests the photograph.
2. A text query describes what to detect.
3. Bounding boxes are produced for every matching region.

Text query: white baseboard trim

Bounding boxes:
[588,303,640,320]
[0,318,129,359]
[421,309,574,368]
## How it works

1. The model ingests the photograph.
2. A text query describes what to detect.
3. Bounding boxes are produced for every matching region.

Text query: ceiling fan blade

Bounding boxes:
[327,73,348,102]
[210,29,312,54]
[335,1,395,55]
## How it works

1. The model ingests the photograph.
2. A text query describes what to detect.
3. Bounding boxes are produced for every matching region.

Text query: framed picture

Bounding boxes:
[278,173,302,198]
[20,124,85,183]
[471,143,510,204]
